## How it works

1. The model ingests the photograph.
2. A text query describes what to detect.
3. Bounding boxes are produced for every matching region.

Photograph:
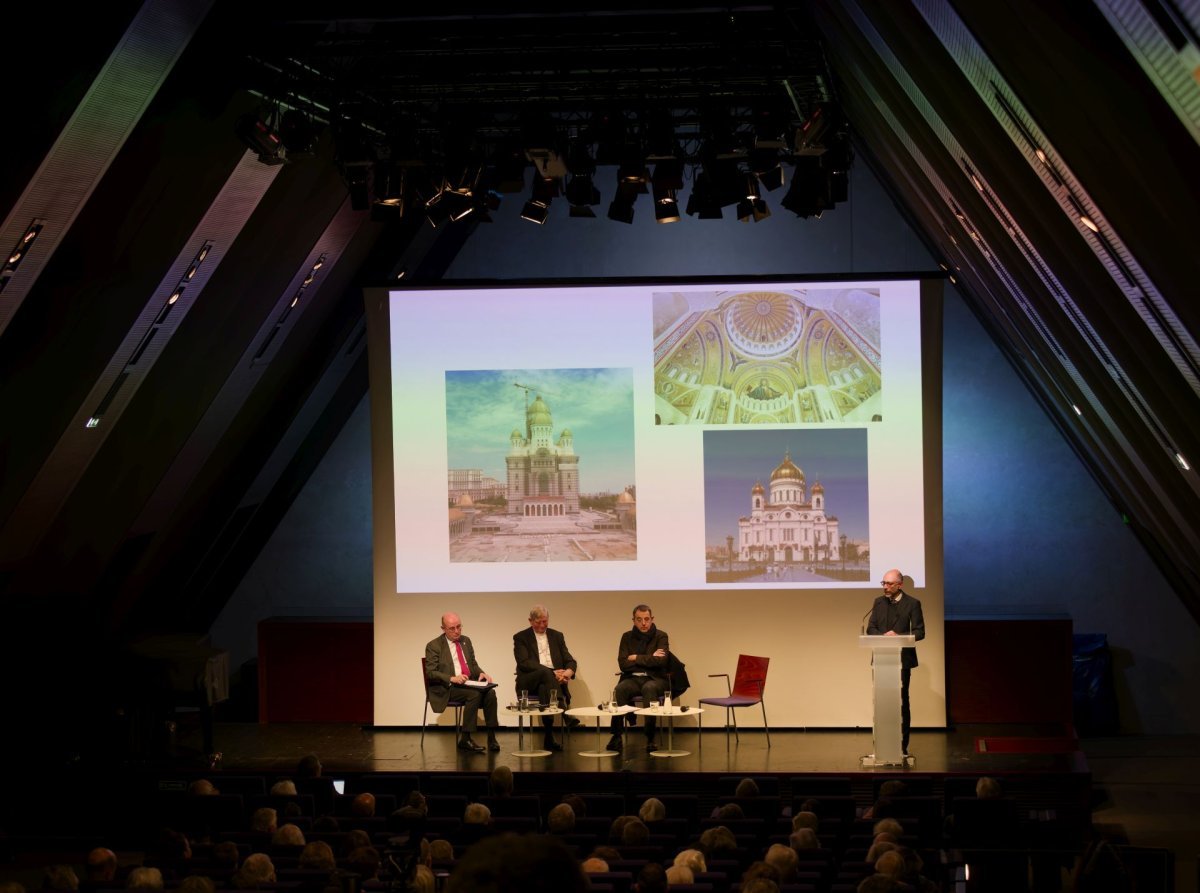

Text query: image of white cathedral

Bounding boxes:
[738,451,841,564]
[505,394,581,517]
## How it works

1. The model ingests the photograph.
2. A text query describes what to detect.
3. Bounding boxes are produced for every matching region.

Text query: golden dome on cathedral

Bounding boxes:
[617,489,634,504]
[771,451,805,483]
[527,395,553,426]
[751,480,765,494]
[812,481,824,493]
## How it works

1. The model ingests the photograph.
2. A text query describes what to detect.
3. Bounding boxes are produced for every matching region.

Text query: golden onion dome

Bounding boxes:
[812,481,824,492]
[527,395,553,426]
[617,489,634,504]
[751,480,765,494]
[771,451,805,482]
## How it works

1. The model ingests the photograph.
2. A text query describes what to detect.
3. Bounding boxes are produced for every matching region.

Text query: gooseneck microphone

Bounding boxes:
[861,605,875,635]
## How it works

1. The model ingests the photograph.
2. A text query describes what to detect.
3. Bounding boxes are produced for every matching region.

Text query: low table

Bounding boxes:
[634,704,704,757]
[565,705,638,757]
[505,704,563,757]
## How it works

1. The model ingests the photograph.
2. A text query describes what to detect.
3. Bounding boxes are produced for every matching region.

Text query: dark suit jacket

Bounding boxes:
[513,627,577,701]
[425,634,487,712]
[617,627,671,680]
[867,592,925,668]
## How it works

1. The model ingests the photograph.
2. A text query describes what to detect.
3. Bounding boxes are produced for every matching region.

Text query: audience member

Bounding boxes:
[177,878,213,893]
[697,825,738,860]
[351,792,375,817]
[488,765,514,798]
[270,780,297,796]
[673,850,706,874]
[741,880,780,893]
[464,802,491,825]
[230,855,274,890]
[789,828,819,851]
[43,866,78,892]
[155,829,192,864]
[638,798,666,824]
[125,869,163,891]
[429,840,454,864]
[561,794,586,818]
[634,863,667,893]
[211,842,239,874]
[0,883,27,893]
[342,829,370,856]
[345,847,381,882]
[874,850,905,880]
[620,818,650,848]
[976,776,1002,799]
[873,818,905,839]
[735,777,760,798]
[298,842,335,871]
[764,843,799,882]
[84,849,118,886]
[547,803,575,834]
[715,802,744,821]
[866,839,899,862]
[445,834,586,893]
[589,846,621,865]
[312,815,339,832]
[410,865,435,893]
[608,815,635,842]
[272,824,305,847]
[187,780,219,796]
[250,808,277,834]
[665,865,694,886]
[741,862,781,886]
[792,811,819,833]
[296,754,322,778]
[580,858,609,874]
[405,791,428,815]
[857,876,898,893]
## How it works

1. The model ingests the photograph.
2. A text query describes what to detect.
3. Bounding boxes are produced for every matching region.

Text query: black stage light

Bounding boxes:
[652,179,680,224]
[236,111,286,165]
[607,183,637,223]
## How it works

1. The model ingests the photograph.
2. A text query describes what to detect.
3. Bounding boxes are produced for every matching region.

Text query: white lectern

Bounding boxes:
[859,634,915,767]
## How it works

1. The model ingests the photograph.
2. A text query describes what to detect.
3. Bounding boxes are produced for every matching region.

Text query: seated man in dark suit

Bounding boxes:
[424,612,500,752]
[608,603,670,752]
[513,603,580,752]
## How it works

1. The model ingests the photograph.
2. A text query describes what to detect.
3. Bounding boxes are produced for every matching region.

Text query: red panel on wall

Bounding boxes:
[946,618,1073,727]
[258,617,373,723]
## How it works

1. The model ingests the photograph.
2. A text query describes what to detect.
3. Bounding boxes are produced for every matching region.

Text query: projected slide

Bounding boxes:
[387,279,926,593]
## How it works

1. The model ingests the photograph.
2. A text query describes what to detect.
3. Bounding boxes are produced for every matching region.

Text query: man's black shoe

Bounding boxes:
[606,734,623,752]
[543,737,563,752]
[457,736,484,753]
[564,715,582,728]
[645,738,659,753]
[487,737,501,752]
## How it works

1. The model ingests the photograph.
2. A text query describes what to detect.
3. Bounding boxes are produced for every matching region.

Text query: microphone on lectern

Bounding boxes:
[861,606,874,635]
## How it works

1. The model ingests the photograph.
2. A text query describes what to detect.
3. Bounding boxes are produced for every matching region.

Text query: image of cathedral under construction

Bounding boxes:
[653,289,881,425]
[444,368,637,562]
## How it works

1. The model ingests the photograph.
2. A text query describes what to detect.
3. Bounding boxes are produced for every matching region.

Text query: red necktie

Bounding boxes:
[454,640,470,677]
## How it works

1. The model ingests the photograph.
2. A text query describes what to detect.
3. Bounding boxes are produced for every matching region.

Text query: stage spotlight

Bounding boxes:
[607,183,638,224]
[520,200,550,224]
[279,109,319,158]
[236,111,286,165]
[652,175,680,224]
[752,149,785,192]
[795,102,837,155]
[617,163,650,194]
[520,174,557,224]
[780,155,829,218]
[685,171,723,219]
[565,173,601,215]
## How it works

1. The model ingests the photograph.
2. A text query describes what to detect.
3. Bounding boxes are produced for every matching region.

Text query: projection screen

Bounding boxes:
[366,277,944,730]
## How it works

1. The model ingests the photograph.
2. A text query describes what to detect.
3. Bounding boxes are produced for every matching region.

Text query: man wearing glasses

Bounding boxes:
[867,569,925,754]
[425,612,500,753]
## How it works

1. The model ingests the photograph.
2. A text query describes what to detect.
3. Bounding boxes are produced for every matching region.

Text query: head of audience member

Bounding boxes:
[698,826,738,859]
[211,842,240,873]
[874,850,906,880]
[388,805,427,836]
[547,803,575,834]
[878,780,906,798]
[156,829,192,862]
[410,865,435,893]
[665,866,694,886]
[405,790,428,815]
[445,833,586,893]
[295,754,322,778]
[351,792,376,817]
[899,846,926,884]
[231,855,275,890]
[638,798,666,824]
[741,862,781,886]
[270,780,297,796]
[866,840,899,862]
[43,866,78,892]
[312,815,340,833]
[343,829,371,855]
[346,847,381,881]
[735,777,760,798]
[298,841,335,872]
[792,810,819,833]
[250,807,277,834]
[856,876,898,893]
[634,863,667,893]
[188,779,219,797]
[272,823,305,847]
[85,848,118,883]
[715,802,744,821]
[621,818,650,847]
[429,839,454,865]
[608,815,634,842]
[873,817,904,838]
[177,877,214,893]
[463,802,492,825]
[0,883,27,893]
[125,868,164,891]
[580,858,609,875]
[789,828,820,851]
[764,844,799,882]
[489,765,514,798]
[741,881,781,893]
[590,846,621,865]
[798,798,821,814]
[561,794,586,818]
[976,776,1002,799]
[673,850,706,874]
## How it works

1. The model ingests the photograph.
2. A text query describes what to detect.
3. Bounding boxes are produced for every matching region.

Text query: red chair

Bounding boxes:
[698,654,770,747]
[420,657,467,745]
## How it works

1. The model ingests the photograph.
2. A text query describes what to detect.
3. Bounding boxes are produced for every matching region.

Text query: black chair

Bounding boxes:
[421,657,467,744]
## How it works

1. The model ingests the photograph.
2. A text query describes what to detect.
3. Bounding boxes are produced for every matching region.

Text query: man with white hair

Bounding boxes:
[513,604,580,752]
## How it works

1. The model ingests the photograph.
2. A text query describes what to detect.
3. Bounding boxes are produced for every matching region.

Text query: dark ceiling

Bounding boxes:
[1,0,1197,679]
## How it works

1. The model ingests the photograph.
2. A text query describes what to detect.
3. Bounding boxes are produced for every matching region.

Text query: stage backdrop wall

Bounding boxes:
[209,160,1196,734]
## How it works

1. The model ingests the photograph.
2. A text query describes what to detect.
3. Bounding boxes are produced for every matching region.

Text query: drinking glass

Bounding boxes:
[548,689,558,710]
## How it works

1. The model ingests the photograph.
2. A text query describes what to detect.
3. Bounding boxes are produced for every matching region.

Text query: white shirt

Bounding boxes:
[535,630,553,668]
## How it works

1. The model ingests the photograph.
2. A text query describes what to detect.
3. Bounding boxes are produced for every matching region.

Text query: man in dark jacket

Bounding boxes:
[608,604,670,752]
[513,603,580,751]
[867,569,925,754]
